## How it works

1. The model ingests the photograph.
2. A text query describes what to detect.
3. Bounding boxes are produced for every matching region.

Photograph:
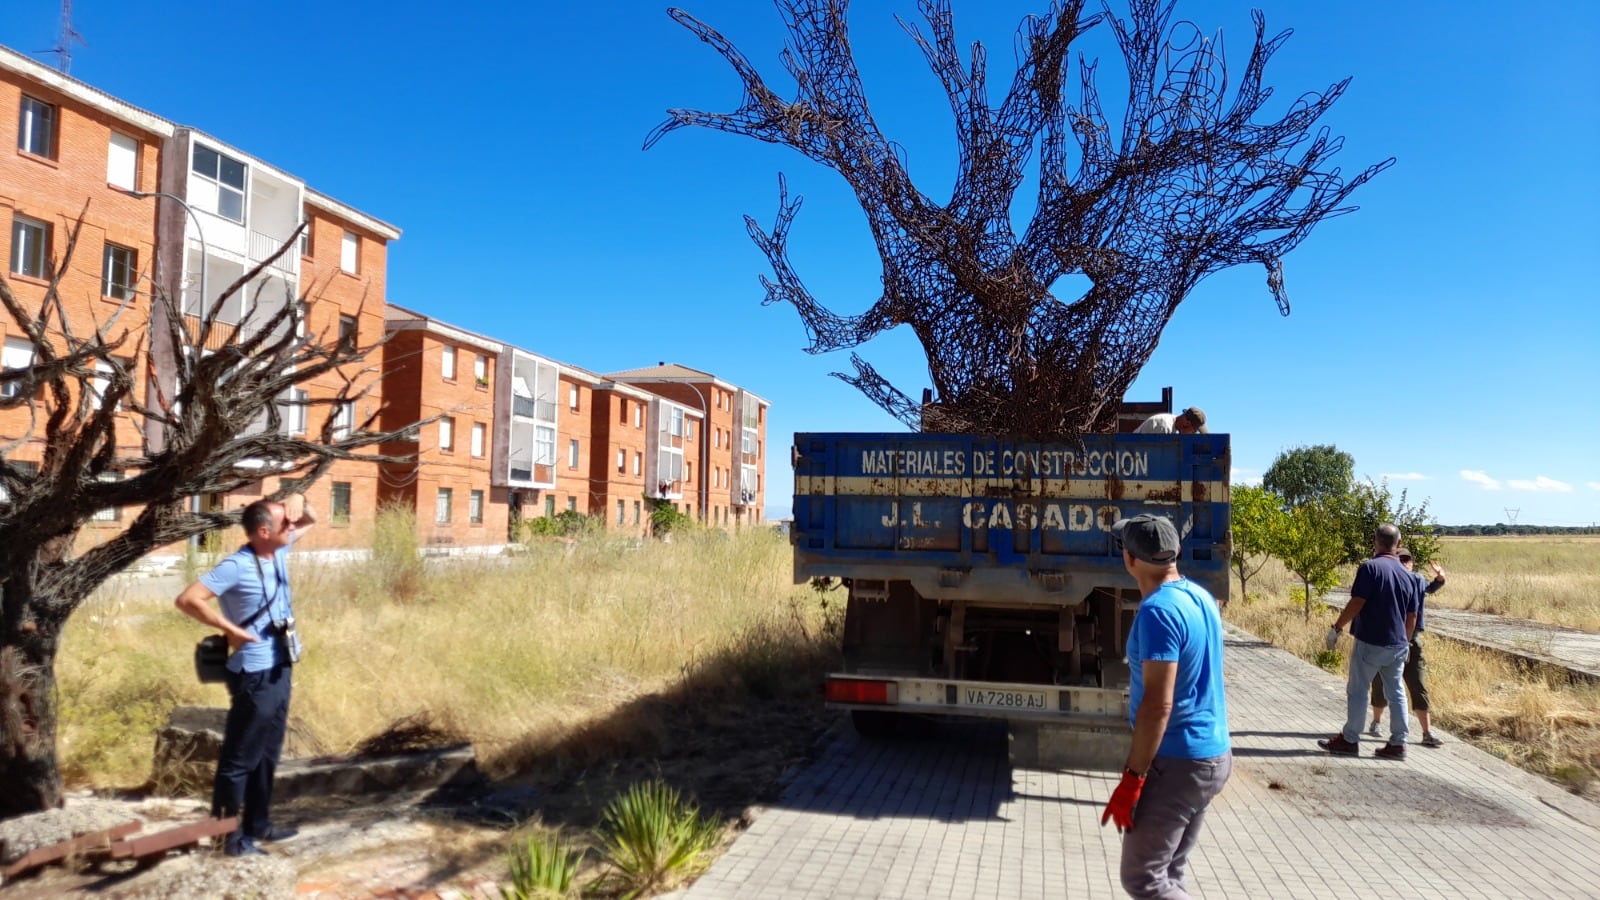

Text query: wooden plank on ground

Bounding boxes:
[106,816,238,861]
[0,820,143,880]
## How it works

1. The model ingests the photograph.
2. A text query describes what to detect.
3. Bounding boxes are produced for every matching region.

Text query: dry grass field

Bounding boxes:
[56,525,839,799]
[1227,545,1600,796]
[1423,535,1600,632]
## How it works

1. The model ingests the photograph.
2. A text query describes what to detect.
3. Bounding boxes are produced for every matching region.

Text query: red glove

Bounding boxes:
[1101,768,1146,833]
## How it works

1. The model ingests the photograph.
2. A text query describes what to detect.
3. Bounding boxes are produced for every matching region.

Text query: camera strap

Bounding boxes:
[247,552,287,631]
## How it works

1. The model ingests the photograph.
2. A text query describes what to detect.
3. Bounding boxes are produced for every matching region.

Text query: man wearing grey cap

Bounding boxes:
[1101,514,1232,900]
[1135,407,1208,435]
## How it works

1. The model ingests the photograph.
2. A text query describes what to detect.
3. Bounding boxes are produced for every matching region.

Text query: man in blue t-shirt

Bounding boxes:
[1101,514,1232,900]
[1319,523,1422,759]
[176,495,316,857]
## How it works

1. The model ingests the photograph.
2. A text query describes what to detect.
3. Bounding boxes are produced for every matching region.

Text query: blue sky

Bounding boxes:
[5,1,1597,526]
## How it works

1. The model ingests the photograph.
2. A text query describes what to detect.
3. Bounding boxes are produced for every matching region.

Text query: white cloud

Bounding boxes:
[1460,470,1501,490]
[1507,476,1573,493]
[1381,472,1429,481]
[1588,482,1600,492]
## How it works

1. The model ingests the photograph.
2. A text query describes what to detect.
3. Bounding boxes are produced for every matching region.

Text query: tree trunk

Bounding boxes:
[0,573,66,820]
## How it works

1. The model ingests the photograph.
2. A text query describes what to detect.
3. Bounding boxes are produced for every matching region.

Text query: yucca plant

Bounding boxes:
[597,780,722,898]
[502,833,584,899]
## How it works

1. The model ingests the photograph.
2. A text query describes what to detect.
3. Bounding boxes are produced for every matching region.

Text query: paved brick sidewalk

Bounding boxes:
[684,627,1600,899]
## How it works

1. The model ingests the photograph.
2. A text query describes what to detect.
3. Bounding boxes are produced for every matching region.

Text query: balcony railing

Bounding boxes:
[182,314,242,351]
[248,230,300,278]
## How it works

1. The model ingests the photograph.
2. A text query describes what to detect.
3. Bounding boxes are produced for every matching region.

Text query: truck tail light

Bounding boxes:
[825,678,895,705]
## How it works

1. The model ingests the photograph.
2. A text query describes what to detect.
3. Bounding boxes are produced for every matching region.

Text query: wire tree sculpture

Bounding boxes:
[646,0,1392,435]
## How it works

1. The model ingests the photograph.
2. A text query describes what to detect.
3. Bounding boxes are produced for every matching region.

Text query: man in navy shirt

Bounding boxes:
[1319,523,1422,759]
[1368,547,1447,747]
[1102,514,1232,899]
[176,495,316,856]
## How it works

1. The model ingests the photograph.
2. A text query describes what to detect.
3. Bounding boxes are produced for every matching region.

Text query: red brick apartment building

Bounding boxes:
[2,44,768,560]
[1,44,399,554]
[608,364,769,529]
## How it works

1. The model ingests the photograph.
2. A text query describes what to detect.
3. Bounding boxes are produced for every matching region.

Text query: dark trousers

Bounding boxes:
[212,664,292,841]
[1370,635,1429,712]
[1120,751,1233,899]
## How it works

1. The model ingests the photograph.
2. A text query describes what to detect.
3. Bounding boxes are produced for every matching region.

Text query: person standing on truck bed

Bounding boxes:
[1101,514,1233,900]
[1135,407,1207,434]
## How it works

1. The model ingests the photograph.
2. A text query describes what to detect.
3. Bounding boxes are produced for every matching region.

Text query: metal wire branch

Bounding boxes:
[649,0,1392,435]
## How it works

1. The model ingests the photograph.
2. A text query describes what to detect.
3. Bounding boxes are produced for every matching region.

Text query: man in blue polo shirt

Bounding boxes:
[1319,523,1422,759]
[176,494,316,856]
[1101,514,1232,900]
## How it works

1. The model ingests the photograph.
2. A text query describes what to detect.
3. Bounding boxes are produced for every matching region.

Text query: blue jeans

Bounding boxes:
[212,664,292,844]
[1344,639,1408,746]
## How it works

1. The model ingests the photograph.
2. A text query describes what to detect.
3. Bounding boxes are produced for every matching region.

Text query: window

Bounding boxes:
[633,452,641,476]
[2,337,34,398]
[670,408,684,438]
[441,345,456,380]
[192,145,246,222]
[566,497,577,512]
[616,499,625,525]
[299,222,312,257]
[568,439,579,468]
[469,490,484,524]
[634,405,643,428]
[331,482,352,525]
[685,461,692,485]
[340,230,359,273]
[545,495,556,518]
[107,132,138,189]
[618,399,628,424]
[617,448,625,473]
[10,215,50,279]
[471,422,485,457]
[439,417,455,452]
[535,426,556,474]
[280,388,308,435]
[90,360,118,410]
[436,488,453,524]
[569,384,579,409]
[633,501,641,525]
[474,354,488,383]
[90,475,121,522]
[338,315,357,346]
[18,96,55,158]
[714,428,721,449]
[685,420,695,441]
[102,243,137,300]
[331,401,353,439]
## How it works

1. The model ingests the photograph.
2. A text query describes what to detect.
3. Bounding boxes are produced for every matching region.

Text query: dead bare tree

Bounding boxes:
[0,219,415,818]
[647,0,1393,434]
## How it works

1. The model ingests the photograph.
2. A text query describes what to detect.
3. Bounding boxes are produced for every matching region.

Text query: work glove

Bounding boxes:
[1101,768,1145,833]
[1324,626,1341,651]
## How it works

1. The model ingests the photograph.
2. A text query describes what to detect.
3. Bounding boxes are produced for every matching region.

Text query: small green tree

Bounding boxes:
[1229,485,1286,605]
[646,497,693,538]
[1339,478,1440,565]
[1263,444,1355,508]
[1275,498,1345,621]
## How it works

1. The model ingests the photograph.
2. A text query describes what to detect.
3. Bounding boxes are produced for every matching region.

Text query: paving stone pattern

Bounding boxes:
[685,627,1600,899]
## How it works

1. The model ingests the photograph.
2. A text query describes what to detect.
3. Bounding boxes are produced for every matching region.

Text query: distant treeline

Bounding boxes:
[1436,524,1600,536]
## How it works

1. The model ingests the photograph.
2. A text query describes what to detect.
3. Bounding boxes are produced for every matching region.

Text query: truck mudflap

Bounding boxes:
[824,674,1128,728]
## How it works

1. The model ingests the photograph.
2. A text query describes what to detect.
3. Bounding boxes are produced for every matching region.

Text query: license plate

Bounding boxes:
[960,687,1050,712]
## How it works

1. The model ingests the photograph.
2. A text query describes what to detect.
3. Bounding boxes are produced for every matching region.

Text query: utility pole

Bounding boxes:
[47,0,85,74]
[1503,508,1520,526]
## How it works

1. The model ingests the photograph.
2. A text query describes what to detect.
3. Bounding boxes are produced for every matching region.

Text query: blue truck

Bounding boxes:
[792,414,1230,764]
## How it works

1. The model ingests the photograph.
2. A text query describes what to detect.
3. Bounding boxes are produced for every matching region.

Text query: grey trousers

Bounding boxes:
[1120,751,1233,900]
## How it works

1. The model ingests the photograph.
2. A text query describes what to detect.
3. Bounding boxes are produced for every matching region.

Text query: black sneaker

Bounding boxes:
[1420,733,1443,748]
[1317,734,1360,756]
[224,835,267,857]
[1374,743,1407,760]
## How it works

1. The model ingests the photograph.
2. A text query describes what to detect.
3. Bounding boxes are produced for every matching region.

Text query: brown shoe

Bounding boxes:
[1317,734,1360,756]
[1374,743,1407,760]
